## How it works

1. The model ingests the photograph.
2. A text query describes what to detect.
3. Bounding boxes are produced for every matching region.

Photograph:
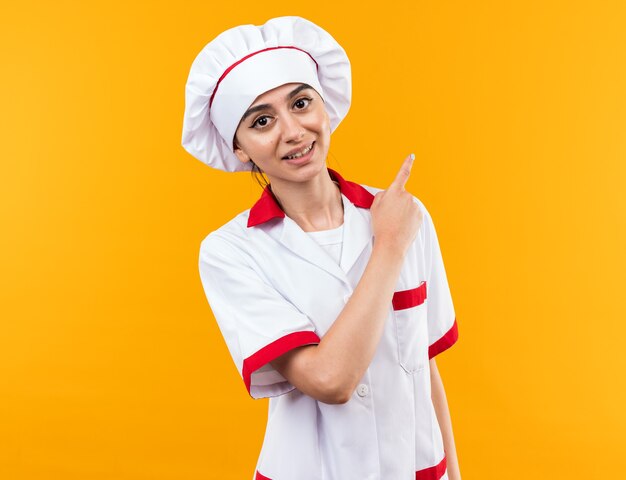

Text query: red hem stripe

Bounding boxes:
[428,319,459,359]
[392,281,427,310]
[242,330,321,395]
[255,456,447,480]
[209,46,319,109]
[258,455,446,479]
[415,454,447,480]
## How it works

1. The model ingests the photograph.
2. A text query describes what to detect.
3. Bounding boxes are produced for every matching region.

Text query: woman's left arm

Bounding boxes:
[430,357,462,480]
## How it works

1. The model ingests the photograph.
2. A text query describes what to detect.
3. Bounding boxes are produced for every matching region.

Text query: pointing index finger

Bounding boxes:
[390,153,415,191]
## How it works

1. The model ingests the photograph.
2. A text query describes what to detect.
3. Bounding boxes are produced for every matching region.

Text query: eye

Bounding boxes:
[251,115,272,129]
[293,97,312,110]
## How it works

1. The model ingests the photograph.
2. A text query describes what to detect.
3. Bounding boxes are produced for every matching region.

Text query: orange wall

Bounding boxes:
[2,1,625,478]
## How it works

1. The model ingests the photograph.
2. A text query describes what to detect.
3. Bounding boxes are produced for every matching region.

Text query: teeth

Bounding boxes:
[286,143,313,159]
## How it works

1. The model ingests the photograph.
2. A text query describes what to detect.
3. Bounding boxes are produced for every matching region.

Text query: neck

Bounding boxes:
[269,169,344,232]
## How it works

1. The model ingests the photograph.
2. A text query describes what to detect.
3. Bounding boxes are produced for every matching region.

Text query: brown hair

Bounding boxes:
[250,160,270,189]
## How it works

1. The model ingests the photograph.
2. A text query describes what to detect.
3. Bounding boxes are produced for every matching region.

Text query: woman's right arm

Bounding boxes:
[270,154,423,404]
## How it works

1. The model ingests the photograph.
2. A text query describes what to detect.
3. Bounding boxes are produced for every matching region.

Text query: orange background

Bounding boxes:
[2,1,625,478]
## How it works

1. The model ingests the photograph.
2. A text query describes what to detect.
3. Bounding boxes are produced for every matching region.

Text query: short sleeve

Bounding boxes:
[420,202,459,359]
[198,234,320,399]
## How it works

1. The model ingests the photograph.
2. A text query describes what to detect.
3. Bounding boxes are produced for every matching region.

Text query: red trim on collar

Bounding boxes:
[247,168,375,228]
[247,185,285,228]
[329,168,375,209]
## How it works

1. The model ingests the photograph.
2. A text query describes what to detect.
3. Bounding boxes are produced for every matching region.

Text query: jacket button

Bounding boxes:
[356,384,369,397]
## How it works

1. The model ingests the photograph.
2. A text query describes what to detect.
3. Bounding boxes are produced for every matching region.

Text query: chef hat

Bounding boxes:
[181,16,352,172]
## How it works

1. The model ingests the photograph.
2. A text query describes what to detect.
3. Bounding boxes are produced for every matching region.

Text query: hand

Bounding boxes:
[370,153,423,254]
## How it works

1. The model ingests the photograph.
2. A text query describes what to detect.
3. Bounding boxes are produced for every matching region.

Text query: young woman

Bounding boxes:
[182,16,461,480]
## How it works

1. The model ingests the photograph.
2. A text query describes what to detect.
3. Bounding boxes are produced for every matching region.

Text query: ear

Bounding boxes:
[233,141,251,164]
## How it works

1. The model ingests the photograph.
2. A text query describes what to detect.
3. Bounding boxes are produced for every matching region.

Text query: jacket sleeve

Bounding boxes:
[198,233,320,399]
[420,202,459,359]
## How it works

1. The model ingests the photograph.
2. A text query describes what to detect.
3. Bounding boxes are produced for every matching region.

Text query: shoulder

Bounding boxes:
[198,209,254,264]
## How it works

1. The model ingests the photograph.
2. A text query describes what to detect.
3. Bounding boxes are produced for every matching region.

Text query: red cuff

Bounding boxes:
[242,330,321,396]
[428,319,459,359]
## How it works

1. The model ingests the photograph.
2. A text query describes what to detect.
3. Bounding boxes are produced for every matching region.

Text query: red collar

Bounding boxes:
[247,168,375,228]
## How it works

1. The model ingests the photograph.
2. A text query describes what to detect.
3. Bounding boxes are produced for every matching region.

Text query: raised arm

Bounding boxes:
[271,154,423,404]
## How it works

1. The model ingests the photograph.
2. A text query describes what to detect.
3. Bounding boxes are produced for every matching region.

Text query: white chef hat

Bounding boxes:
[181,16,352,172]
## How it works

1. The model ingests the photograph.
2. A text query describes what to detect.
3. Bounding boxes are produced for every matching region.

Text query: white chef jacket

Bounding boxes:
[198,167,459,480]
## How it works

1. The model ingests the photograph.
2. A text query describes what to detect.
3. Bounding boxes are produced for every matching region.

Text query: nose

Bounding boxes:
[280,111,305,143]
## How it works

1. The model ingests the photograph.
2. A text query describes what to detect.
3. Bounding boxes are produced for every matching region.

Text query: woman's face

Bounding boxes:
[233,82,331,185]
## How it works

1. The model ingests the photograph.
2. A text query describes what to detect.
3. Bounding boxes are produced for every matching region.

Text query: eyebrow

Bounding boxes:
[241,84,314,123]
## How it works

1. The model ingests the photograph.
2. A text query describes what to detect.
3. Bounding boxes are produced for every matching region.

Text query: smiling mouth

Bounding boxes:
[283,142,315,160]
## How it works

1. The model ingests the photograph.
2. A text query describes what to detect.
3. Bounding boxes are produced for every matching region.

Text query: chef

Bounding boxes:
[182,15,461,480]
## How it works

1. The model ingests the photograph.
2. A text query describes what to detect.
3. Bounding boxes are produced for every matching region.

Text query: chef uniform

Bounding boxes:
[182,16,459,480]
